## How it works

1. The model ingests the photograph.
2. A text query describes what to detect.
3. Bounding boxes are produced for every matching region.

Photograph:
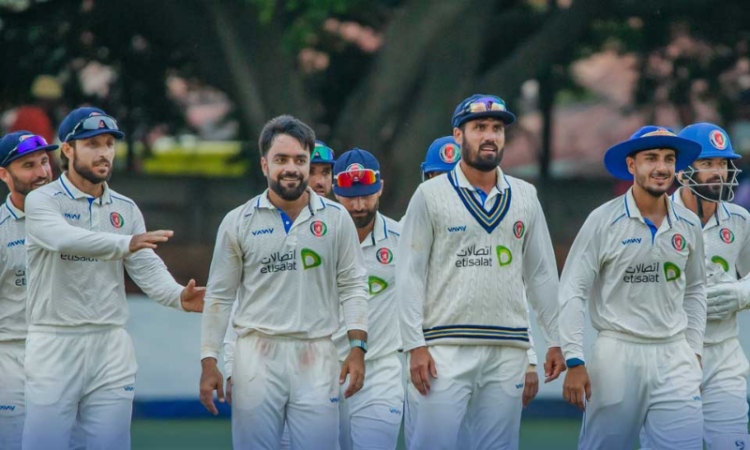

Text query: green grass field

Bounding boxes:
[131,418,582,449]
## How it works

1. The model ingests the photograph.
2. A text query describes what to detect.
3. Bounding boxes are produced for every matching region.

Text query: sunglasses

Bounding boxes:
[312,144,335,162]
[464,96,507,114]
[2,135,50,166]
[64,115,119,142]
[335,168,379,188]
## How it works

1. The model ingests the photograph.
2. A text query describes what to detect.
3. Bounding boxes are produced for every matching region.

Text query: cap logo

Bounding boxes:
[99,120,107,129]
[709,130,727,150]
[19,134,34,142]
[90,112,102,116]
[642,128,676,138]
[345,163,366,181]
[439,143,459,163]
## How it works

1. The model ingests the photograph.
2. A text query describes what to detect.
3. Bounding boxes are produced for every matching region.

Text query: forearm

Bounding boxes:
[200,297,234,361]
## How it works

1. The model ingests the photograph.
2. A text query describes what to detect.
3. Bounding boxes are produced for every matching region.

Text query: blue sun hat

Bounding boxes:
[604,125,702,180]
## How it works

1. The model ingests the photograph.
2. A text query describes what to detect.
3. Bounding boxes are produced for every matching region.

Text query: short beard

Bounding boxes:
[692,177,724,202]
[269,173,308,201]
[351,200,379,229]
[636,171,672,198]
[461,137,503,172]
[73,153,111,184]
[9,171,50,196]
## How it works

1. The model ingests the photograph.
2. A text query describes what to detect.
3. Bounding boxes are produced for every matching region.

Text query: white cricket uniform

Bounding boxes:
[332,213,403,450]
[398,164,560,450]
[0,197,28,450]
[559,188,706,450]
[672,189,750,447]
[23,173,185,450]
[201,189,368,450]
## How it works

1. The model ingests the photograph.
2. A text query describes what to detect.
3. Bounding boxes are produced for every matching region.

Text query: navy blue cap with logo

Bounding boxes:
[333,148,382,198]
[58,107,125,143]
[452,94,516,129]
[0,131,59,168]
[604,125,702,181]
[311,140,336,165]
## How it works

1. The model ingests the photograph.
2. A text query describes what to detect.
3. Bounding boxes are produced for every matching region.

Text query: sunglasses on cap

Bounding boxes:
[334,168,379,188]
[2,135,50,166]
[311,145,335,162]
[464,96,507,114]
[64,115,119,142]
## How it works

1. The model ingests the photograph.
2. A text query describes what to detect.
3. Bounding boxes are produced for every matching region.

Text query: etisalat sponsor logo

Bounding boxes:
[259,248,322,273]
[455,244,513,268]
[622,262,681,283]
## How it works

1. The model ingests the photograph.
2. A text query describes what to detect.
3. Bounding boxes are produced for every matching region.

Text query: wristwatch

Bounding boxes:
[350,339,368,353]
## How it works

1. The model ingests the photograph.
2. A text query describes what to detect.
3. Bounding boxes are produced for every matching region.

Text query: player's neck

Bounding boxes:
[65,169,104,198]
[356,215,377,244]
[267,188,309,222]
[631,183,667,227]
[8,191,26,212]
[680,188,717,225]
[460,160,497,194]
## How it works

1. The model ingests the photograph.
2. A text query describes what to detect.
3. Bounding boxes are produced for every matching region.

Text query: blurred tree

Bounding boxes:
[1,0,749,213]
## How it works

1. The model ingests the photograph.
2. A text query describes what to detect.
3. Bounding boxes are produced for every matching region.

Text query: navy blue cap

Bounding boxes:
[452,94,516,129]
[58,107,125,142]
[333,148,382,198]
[311,140,336,164]
[604,125,702,180]
[422,136,461,175]
[0,131,58,167]
[678,123,741,161]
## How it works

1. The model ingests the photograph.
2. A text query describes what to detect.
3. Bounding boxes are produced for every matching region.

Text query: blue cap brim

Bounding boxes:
[604,136,702,181]
[68,129,125,142]
[333,181,382,198]
[455,110,516,128]
[3,144,59,167]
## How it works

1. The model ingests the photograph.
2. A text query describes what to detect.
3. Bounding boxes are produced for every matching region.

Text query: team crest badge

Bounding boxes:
[513,221,525,239]
[310,220,327,237]
[720,228,735,244]
[345,163,366,182]
[376,248,393,265]
[110,212,124,229]
[671,234,686,251]
[439,143,459,163]
[19,134,34,142]
[709,130,728,150]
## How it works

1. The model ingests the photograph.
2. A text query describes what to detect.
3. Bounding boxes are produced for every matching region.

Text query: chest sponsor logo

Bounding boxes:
[720,228,735,244]
[14,268,25,286]
[455,245,512,268]
[0,405,16,411]
[513,221,525,239]
[6,239,25,248]
[110,212,124,229]
[671,234,686,252]
[711,255,729,273]
[251,228,274,236]
[389,407,402,415]
[259,248,322,273]
[368,276,389,295]
[60,254,99,262]
[623,262,681,283]
[621,237,642,246]
[310,220,327,237]
[64,213,81,220]
[447,225,467,233]
[301,248,322,269]
[376,247,393,265]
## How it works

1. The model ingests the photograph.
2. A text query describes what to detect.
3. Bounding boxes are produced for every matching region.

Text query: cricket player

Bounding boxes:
[399,94,565,450]
[199,115,369,450]
[22,107,205,450]
[221,138,337,450]
[421,136,461,181]
[559,126,706,450]
[672,123,750,448]
[0,131,56,450]
[309,140,336,197]
[331,148,403,450]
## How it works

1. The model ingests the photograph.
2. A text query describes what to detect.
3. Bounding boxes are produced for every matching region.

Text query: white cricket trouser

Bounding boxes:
[701,338,750,449]
[231,333,340,450]
[22,325,137,450]
[407,345,527,450]
[580,331,703,450]
[339,352,403,450]
[0,340,26,450]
